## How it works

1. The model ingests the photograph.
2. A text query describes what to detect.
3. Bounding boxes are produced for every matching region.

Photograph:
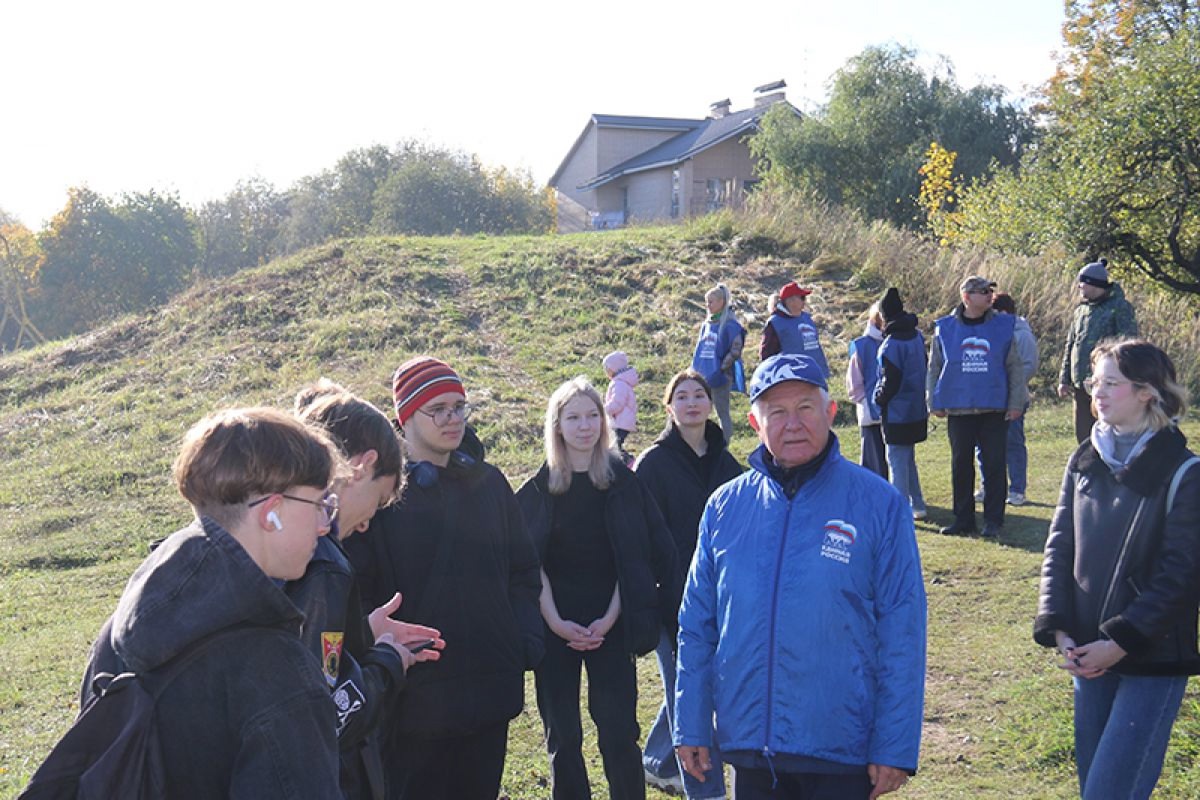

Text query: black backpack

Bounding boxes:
[19,625,252,799]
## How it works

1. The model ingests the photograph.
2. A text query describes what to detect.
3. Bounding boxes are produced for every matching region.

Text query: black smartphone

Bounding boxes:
[405,639,436,654]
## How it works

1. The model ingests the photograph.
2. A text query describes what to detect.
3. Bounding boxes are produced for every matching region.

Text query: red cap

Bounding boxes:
[392,357,465,426]
[779,281,812,302]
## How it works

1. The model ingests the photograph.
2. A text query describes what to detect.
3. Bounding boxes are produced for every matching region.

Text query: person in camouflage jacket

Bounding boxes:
[1057,259,1138,443]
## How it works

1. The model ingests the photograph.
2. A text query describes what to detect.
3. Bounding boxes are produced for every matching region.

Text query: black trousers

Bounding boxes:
[947,412,1008,527]
[733,766,873,799]
[384,720,509,800]
[1073,385,1096,444]
[535,632,644,800]
[860,425,888,480]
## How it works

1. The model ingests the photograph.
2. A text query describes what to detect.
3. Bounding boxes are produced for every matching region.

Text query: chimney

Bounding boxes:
[753,79,787,109]
[709,98,731,119]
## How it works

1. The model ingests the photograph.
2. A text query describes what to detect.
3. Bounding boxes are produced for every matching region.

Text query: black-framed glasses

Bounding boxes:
[967,288,994,295]
[248,492,339,525]
[414,401,472,427]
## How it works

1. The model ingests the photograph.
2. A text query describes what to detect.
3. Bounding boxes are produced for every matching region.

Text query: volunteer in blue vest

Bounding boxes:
[873,288,929,521]
[673,353,926,800]
[927,276,1027,538]
[846,302,887,478]
[759,281,829,378]
[690,283,745,443]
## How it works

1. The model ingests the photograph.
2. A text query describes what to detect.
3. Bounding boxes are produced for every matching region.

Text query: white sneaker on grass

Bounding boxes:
[973,488,985,502]
[645,769,684,795]
[1007,492,1026,506]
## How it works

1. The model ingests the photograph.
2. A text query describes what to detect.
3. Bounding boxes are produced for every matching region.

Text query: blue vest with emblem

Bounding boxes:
[930,313,1014,411]
[692,317,744,389]
[849,335,881,420]
[770,311,829,377]
[878,332,928,425]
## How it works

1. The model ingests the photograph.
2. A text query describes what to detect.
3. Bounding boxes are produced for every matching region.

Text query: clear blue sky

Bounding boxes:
[0,0,1065,228]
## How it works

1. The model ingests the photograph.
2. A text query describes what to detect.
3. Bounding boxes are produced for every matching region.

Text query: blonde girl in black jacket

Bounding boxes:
[1035,339,1200,800]
[517,376,678,800]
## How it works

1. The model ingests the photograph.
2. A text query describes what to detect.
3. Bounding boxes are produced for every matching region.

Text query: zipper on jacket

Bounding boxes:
[763,491,794,759]
[1098,497,1149,626]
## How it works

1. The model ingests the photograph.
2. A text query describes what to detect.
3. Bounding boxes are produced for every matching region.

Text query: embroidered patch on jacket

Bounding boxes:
[960,337,992,373]
[820,520,857,564]
[332,678,365,736]
[322,632,344,688]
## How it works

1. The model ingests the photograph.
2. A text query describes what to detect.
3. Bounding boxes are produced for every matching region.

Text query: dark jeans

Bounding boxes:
[859,425,888,479]
[384,720,509,800]
[1073,385,1096,444]
[733,766,872,799]
[536,632,644,800]
[947,412,1007,527]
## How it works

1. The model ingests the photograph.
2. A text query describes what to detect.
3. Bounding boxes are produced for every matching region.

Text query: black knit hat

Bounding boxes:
[880,288,905,322]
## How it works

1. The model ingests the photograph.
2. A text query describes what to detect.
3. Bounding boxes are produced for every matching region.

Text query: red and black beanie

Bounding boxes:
[391,357,465,426]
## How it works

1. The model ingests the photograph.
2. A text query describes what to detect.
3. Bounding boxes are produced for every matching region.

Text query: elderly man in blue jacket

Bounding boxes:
[674,353,926,800]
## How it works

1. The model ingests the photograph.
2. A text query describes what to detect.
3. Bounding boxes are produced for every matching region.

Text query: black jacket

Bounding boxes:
[285,532,406,800]
[81,518,341,798]
[633,420,743,594]
[344,430,544,739]
[516,458,680,656]
[1034,427,1200,675]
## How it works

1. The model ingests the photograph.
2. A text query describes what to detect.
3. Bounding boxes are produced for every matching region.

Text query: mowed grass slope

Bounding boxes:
[2,228,1199,798]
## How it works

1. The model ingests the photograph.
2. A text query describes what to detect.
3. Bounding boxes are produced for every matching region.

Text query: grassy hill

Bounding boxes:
[3,225,1199,798]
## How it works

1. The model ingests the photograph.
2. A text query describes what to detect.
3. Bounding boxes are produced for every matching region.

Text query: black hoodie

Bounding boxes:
[634,420,743,591]
[343,428,544,740]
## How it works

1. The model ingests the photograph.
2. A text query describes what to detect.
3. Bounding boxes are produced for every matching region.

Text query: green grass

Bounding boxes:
[3,228,1200,798]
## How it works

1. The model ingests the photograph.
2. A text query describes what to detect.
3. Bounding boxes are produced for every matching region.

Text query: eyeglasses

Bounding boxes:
[414,401,472,427]
[1083,377,1135,394]
[967,288,994,295]
[248,492,339,525]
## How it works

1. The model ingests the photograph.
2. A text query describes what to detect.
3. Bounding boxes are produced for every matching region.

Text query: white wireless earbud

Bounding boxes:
[267,511,283,531]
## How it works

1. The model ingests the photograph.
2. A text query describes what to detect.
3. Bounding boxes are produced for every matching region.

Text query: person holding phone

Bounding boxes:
[286,380,444,800]
[1035,339,1200,800]
[517,377,678,800]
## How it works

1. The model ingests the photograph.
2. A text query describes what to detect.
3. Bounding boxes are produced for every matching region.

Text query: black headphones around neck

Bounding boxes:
[405,450,477,489]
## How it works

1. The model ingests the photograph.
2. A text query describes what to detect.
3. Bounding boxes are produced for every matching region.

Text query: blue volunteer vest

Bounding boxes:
[770,311,829,377]
[849,336,881,420]
[692,318,743,388]
[878,333,928,425]
[930,313,1015,411]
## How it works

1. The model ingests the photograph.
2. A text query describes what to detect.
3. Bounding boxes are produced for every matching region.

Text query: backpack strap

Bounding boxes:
[1167,456,1200,516]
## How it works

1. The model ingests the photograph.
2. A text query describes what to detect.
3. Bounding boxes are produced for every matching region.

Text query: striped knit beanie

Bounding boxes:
[391,357,465,426]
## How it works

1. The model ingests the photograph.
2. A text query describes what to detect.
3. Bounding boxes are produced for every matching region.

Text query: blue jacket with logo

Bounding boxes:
[674,437,926,772]
[692,317,746,390]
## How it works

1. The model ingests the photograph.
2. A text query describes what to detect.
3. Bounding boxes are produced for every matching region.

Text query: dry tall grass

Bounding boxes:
[708,190,1200,398]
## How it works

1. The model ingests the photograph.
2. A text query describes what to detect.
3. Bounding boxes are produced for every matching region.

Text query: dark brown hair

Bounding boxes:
[295,378,403,482]
[173,407,346,528]
[662,369,713,406]
[991,292,1016,314]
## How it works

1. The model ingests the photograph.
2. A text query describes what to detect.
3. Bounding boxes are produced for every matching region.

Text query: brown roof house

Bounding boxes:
[549,81,798,232]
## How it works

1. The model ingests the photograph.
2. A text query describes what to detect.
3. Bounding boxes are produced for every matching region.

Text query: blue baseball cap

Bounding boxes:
[749,354,827,401]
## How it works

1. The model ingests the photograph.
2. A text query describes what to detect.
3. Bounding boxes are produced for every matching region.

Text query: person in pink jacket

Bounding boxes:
[603,351,639,464]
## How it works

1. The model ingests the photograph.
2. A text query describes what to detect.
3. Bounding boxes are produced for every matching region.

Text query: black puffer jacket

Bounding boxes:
[633,420,743,592]
[1034,426,1200,675]
[516,458,680,656]
[344,429,544,739]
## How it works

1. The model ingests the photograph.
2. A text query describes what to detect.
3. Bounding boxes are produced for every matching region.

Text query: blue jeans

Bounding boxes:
[643,629,726,798]
[885,444,925,513]
[977,412,1027,495]
[1073,672,1187,800]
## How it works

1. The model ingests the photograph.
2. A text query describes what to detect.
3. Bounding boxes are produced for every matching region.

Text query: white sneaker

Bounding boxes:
[913,508,927,520]
[645,769,684,795]
[1007,492,1027,506]
[973,488,985,502]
